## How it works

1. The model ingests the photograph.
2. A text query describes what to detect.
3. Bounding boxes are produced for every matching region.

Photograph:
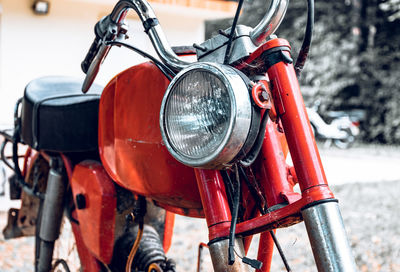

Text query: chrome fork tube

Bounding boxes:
[208,238,250,272]
[302,201,357,272]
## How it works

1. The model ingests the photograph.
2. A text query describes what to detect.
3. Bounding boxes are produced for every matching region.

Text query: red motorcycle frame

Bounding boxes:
[0,0,357,271]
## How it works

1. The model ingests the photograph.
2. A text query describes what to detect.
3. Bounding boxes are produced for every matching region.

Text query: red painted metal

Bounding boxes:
[251,82,272,109]
[236,39,291,71]
[255,117,294,207]
[60,154,73,180]
[163,211,175,253]
[208,39,335,243]
[21,149,37,180]
[257,231,275,272]
[98,62,202,213]
[243,234,253,255]
[195,169,231,239]
[251,113,295,271]
[21,148,32,177]
[70,160,117,264]
[197,242,209,272]
[70,214,102,272]
[265,39,330,194]
[226,196,319,241]
[241,179,259,254]
[155,202,204,218]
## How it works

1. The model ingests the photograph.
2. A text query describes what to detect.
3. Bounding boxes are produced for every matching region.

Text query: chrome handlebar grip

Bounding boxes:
[249,0,289,46]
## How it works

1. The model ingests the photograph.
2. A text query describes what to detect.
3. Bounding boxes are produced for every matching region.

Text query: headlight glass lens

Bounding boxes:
[165,70,231,159]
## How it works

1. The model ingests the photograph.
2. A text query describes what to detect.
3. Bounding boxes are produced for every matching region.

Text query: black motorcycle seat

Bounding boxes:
[20,76,103,152]
[24,76,102,105]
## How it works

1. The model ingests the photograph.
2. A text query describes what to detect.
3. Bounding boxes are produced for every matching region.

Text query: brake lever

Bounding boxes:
[81,22,129,93]
[81,42,111,93]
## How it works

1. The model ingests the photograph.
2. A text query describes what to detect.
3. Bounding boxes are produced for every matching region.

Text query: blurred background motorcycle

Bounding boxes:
[306,100,365,149]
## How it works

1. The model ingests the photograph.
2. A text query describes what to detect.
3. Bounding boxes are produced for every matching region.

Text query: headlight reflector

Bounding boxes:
[165,70,231,159]
[160,62,253,169]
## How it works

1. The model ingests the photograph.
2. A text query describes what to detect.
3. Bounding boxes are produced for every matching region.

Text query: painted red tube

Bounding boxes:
[195,169,231,238]
[266,44,329,194]
[254,118,296,271]
[163,211,175,253]
[257,231,275,272]
[256,120,294,206]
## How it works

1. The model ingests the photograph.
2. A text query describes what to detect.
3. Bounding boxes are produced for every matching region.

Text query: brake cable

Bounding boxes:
[239,165,292,272]
[240,109,270,167]
[224,0,245,64]
[294,0,314,77]
[227,164,263,270]
[228,164,241,265]
[106,41,175,81]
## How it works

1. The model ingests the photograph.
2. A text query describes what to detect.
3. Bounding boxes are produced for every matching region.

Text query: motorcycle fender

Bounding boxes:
[70,160,116,264]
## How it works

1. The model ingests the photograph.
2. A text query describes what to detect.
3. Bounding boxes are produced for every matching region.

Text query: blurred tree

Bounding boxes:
[356,0,400,143]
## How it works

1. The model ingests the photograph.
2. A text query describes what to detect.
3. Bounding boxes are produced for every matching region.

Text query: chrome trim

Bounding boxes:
[208,238,250,272]
[302,202,358,272]
[159,62,253,169]
[109,0,191,72]
[96,0,289,73]
[250,0,289,46]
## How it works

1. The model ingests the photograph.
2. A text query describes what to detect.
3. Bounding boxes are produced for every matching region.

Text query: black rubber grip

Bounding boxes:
[81,36,101,74]
[81,15,112,74]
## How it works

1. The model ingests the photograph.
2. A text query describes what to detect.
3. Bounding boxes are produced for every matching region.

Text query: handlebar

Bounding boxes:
[81,0,288,93]
[250,0,288,46]
[109,0,192,72]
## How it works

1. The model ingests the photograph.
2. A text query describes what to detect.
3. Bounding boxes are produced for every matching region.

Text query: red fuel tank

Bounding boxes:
[98,62,203,215]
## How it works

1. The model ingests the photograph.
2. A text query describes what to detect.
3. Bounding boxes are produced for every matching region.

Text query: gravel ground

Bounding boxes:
[1,144,400,271]
[167,180,400,272]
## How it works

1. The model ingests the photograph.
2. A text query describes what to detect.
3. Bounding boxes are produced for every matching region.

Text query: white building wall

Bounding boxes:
[0,0,231,126]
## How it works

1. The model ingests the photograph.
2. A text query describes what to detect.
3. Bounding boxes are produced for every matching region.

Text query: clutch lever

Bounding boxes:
[81,41,111,93]
[81,17,128,93]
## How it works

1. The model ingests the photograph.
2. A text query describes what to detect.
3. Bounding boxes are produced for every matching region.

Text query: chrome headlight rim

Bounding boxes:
[160,62,253,169]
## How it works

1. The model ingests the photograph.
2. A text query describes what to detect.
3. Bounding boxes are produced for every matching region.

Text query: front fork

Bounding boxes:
[302,201,357,271]
[265,38,356,271]
[195,38,357,271]
[194,169,249,272]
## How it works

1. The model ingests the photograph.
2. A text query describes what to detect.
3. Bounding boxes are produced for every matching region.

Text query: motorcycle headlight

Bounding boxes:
[160,62,256,169]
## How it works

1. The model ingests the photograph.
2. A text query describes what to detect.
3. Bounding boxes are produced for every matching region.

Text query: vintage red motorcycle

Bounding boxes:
[0,0,358,271]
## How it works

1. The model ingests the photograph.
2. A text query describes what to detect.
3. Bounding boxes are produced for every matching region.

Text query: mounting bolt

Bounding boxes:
[259,90,269,102]
[251,82,272,109]
[193,43,207,52]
